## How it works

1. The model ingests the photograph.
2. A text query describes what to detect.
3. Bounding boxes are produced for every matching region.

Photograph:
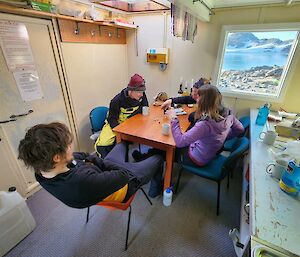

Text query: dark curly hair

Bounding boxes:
[18,122,73,174]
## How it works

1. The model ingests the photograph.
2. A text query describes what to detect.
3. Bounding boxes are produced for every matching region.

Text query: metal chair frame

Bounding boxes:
[175,137,249,216]
[86,187,152,250]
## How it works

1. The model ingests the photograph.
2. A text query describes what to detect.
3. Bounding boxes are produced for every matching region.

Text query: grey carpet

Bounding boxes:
[4,164,242,257]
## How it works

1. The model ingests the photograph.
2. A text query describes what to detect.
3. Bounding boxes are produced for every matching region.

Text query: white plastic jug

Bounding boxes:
[0,188,36,257]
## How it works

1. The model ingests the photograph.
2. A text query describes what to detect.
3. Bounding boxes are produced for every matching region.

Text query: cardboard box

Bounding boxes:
[275,120,300,139]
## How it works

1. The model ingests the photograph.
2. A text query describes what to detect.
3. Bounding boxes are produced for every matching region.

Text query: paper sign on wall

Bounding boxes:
[0,20,35,71]
[13,70,43,102]
[0,19,43,101]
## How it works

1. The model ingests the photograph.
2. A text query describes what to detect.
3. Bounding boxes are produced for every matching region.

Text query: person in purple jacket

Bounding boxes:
[168,84,244,166]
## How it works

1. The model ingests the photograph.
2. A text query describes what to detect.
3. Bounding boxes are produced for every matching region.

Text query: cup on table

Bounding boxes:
[259,130,277,145]
[142,106,149,116]
[162,123,170,135]
[266,159,287,180]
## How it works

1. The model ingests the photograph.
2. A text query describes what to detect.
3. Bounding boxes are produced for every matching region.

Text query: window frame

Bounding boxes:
[214,23,300,102]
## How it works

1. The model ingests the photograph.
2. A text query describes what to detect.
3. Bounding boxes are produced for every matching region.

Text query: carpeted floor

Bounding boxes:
[5,164,242,257]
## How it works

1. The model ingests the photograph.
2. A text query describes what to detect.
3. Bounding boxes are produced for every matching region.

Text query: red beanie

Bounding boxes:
[127,74,146,91]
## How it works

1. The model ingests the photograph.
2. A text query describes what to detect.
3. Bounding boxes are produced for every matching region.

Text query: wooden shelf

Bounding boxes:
[0,3,137,30]
[58,19,127,44]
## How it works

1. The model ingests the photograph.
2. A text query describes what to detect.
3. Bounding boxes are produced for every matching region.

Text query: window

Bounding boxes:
[215,24,300,100]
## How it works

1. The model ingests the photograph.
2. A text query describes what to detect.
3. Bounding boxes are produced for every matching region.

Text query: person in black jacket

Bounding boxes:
[161,78,209,110]
[95,74,149,158]
[18,122,164,208]
[161,78,231,130]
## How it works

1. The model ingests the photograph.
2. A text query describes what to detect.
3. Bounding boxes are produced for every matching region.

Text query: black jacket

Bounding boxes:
[108,88,148,128]
[35,152,136,208]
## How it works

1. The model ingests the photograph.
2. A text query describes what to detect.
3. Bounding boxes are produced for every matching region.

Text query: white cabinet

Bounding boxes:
[249,109,300,257]
[229,155,250,257]
[0,13,73,197]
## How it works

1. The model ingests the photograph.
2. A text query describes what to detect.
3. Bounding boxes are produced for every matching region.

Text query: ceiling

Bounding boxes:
[205,0,300,8]
[90,0,300,19]
[171,0,300,22]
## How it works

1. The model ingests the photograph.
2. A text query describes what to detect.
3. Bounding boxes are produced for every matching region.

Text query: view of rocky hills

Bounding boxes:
[219,32,294,95]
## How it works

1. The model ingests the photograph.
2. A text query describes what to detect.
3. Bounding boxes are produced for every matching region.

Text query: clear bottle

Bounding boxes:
[177,83,183,97]
[163,187,173,206]
[255,103,270,125]
[182,81,189,96]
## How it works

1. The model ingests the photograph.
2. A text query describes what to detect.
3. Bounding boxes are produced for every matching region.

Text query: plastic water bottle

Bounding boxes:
[163,187,173,206]
[256,103,270,125]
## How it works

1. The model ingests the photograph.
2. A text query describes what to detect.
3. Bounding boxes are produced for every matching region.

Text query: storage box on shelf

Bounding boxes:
[0,3,136,45]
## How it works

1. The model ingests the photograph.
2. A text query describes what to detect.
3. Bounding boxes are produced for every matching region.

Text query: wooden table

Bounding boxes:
[113,105,195,190]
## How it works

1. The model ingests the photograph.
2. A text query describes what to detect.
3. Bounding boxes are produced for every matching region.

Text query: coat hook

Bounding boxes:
[91,30,96,37]
[74,22,80,35]
[116,28,121,38]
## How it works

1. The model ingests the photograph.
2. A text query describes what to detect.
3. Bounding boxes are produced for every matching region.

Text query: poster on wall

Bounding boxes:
[0,19,43,101]
[0,20,35,71]
[13,70,43,102]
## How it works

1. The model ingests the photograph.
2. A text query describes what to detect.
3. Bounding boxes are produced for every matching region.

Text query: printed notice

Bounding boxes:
[0,20,35,71]
[13,70,43,102]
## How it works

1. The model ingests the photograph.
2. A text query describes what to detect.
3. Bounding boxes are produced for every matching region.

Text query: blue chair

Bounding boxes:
[175,137,249,215]
[89,106,109,140]
[223,116,250,151]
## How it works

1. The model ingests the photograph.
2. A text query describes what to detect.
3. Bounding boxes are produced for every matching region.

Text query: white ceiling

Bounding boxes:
[171,0,300,22]
[209,0,300,8]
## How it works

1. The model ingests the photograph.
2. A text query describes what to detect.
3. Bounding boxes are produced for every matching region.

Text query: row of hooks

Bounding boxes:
[73,22,122,38]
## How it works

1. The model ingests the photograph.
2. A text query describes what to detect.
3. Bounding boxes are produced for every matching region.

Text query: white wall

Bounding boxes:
[127,6,300,117]
[61,43,128,152]
[126,12,212,102]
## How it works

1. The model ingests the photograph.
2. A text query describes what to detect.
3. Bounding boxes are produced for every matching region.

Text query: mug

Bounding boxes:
[142,106,149,116]
[162,123,170,135]
[259,130,277,145]
[266,159,287,180]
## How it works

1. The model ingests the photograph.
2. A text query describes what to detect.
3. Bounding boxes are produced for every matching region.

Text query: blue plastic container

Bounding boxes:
[279,160,300,196]
[256,104,270,125]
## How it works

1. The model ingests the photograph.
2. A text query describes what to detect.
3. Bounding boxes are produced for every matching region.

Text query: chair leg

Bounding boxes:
[125,141,129,162]
[227,173,230,189]
[140,187,153,205]
[175,167,183,194]
[125,205,132,251]
[216,182,220,216]
[86,207,90,223]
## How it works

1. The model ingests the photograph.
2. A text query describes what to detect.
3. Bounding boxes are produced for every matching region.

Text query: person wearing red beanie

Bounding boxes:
[95,74,148,158]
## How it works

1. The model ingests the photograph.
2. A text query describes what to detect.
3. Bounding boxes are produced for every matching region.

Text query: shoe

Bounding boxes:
[148,180,163,198]
[132,150,148,162]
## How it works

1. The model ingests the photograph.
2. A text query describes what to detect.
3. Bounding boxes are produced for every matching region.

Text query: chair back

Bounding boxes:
[223,137,249,173]
[239,116,250,137]
[89,106,109,133]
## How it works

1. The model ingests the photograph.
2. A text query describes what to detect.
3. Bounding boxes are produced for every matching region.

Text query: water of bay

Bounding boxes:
[223,51,287,70]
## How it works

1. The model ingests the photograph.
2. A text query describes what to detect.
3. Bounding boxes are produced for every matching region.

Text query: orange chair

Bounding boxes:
[86,188,152,250]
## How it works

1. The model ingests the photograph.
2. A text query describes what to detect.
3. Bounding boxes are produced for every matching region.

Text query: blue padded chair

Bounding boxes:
[175,137,249,215]
[89,106,109,140]
[223,116,250,151]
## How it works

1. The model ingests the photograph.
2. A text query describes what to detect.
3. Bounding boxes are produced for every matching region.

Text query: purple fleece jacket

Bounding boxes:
[171,115,244,165]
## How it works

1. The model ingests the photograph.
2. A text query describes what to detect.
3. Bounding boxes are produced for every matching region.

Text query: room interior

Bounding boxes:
[0,0,300,256]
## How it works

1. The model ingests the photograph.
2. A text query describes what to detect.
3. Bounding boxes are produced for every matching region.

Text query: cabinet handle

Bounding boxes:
[0,118,17,124]
[10,109,33,119]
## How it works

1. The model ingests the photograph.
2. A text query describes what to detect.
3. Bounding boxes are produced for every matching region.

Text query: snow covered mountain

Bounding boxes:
[226,32,293,54]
